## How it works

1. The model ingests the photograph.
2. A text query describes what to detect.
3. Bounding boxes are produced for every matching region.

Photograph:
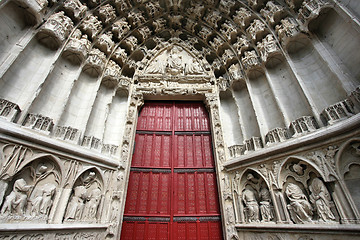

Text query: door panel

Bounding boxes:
[121,102,222,240]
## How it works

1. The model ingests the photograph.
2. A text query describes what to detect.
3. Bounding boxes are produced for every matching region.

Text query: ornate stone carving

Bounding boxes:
[98,4,116,25]
[95,32,115,55]
[122,36,138,53]
[37,11,74,49]
[298,0,331,31]
[285,0,303,10]
[63,0,87,21]
[204,10,222,28]
[265,127,289,146]
[198,26,213,41]
[257,34,281,63]
[289,116,317,136]
[260,1,285,26]
[153,18,167,33]
[220,20,238,42]
[229,145,245,158]
[82,136,102,150]
[305,146,338,181]
[321,99,355,125]
[247,19,268,42]
[222,49,237,65]
[228,63,244,82]
[83,48,107,76]
[275,18,301,45]
[233,35,251,55]
[135,26,152,42]
[209,36,226,53]
[145,2,162,18]
[241,50,261,71]
[247,0,266,10]
[348,86,360,111]
[80,15,102,40]
[55,125,80,142]
[114,0,130,13]
[102,144,118,156]
[187,3,204,19]
[285,183,313,223]
[64,170,102,222]
[233,7,254,29]
[103,60,121,85]
[14,0,49,24]
[112,18,130,40]
[242,185,260,222]
[219,0,235,14]
[259,182,274,222]
[309,178,336,222]
[1,179,31,216]
[23,113,54,133]
[128,11,145,27]
[28,183,56,217]
[63,29,91,64]
[0,99,20,122]
[111,47,127,66]
[244,137,263,152]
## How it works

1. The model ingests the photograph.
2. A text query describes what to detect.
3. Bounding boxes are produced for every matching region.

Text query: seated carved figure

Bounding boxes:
[285,183,313,223]
[65,186,86,220]
[1,179,31,216]
[242,187,260,222]
[29,183,56,217]
[309,178,336,222]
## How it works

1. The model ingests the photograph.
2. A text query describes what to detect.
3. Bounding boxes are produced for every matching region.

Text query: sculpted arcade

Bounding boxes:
[0,0,359,239]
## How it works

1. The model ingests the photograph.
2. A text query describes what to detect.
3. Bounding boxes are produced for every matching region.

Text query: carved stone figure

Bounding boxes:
[242,186,260,222]
[1,179,31,216]
[83,188,101,221]
[166,47,184,75]
[285,183,313,223]
[63,0,87,20]
[309,178,336,222]
[65,186,86,220]
[29,183,56,217]
[257,34,280,63]
[98,4,116,24]
[247,19,267,42]
[80,15,102,39]
[233,7,253,28]
[259,184,273,222]
[37,11,74,49]
[185,59,203,75]
[95,32,115,54]
[242,50,261,70]
[64,29,91,64]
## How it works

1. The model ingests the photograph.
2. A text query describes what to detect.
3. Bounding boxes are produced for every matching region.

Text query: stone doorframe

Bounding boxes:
[116,80,232,239]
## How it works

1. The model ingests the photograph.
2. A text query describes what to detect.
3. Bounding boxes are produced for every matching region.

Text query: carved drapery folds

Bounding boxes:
[0,153,61,222]
[37,11,74,49]
[64,170,102,222]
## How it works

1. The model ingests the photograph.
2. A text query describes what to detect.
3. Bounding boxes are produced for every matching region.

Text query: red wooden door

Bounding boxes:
[121,102,223,240]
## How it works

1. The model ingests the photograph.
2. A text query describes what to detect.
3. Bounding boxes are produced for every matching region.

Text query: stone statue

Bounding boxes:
[285,183,313,223]
[65,186,86,220]
[82,188,102,221]
[185,59,203,75]
[242,186,260,222]
[1,179,32,216]
[259,184,273,222]
[309,178,336,222]
[166,47,184,75]
[29,183,56,217]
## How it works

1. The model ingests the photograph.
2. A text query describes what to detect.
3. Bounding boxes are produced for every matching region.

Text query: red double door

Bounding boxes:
[121,101,223,240]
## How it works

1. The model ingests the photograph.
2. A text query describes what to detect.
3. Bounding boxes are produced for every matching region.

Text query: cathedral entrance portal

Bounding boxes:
[121,101,223,240]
